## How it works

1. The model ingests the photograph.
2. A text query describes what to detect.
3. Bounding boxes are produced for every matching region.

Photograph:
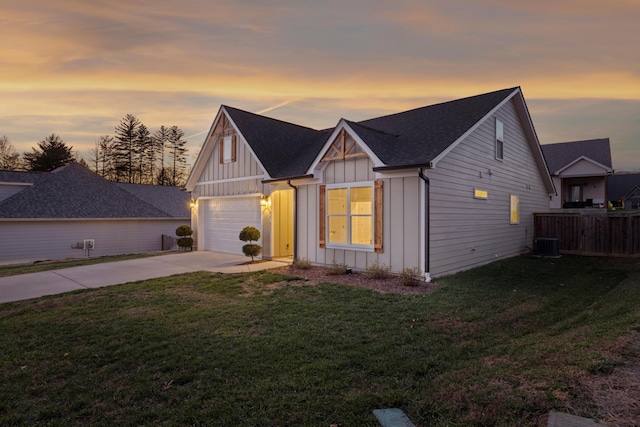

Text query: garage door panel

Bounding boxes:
[203,197,261,255]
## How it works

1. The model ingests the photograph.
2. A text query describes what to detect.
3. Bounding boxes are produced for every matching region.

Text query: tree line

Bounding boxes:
[0,114,189,186]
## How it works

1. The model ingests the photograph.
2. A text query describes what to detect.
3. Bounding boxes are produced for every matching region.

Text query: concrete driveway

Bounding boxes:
[0,252,290,304]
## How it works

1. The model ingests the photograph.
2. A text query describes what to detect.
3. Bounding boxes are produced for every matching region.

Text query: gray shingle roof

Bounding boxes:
[224,106,330,178]
[224,87,519,177]
[354,87,518,167]
[0,170,47,184]
[607,173,640,201]
[0,162,189,219]
[115,182,190,217]
[541,138,612,175]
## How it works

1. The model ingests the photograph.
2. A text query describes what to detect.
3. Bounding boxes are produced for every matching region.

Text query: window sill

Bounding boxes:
[326,244,375,252]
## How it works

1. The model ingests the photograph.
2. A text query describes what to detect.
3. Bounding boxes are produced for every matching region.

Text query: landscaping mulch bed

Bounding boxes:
[269,265,438,295]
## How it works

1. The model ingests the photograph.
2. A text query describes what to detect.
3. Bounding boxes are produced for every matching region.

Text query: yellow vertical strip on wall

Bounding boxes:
[374,179,383,253]
[319,185,326,248]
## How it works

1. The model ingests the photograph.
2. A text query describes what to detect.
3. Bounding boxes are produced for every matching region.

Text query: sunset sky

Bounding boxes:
[1,0,639,170]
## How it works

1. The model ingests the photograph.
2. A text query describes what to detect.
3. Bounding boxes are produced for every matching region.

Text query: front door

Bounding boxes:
[272,189,294,257]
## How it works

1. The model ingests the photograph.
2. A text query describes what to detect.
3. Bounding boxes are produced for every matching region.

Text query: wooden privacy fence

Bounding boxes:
[534,212,640,257]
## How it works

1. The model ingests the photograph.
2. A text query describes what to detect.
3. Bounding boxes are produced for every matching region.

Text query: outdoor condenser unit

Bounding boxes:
[535,238,559,257]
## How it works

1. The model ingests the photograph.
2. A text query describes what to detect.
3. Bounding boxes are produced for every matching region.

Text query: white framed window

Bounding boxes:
[510,194,519,224]
[223,135,233,163]
[326,182,373,249]
[495,119,504,161]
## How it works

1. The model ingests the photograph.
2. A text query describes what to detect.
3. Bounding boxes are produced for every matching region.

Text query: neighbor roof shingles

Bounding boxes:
[541,138,612,175]
[0,162,188,219]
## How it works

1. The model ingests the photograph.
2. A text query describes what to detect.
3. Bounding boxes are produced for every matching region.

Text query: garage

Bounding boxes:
[202,197,261,255]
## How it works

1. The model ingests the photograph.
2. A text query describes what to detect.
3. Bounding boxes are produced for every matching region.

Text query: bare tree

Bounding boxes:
[0,135,20,170]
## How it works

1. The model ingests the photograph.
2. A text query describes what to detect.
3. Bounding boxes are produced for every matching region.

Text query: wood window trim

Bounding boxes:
[219,134,237,164]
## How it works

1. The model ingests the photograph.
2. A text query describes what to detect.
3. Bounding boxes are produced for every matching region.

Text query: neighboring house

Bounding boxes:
[0,162,190,264]
[186,87,555,279]
[541,138,613,209]
[608,173,640,210]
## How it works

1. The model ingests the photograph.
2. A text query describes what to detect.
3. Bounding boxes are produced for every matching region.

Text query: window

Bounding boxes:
[319,181,383,252]
[219,134,236,164]
[510,194,519,224]
[495,119,504,160]
[327,184,373,247]
[569,185,583,202]
[474,188,488,199]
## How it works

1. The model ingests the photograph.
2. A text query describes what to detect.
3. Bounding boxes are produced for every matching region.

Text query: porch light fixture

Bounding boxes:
[189,199,197,210]
[260,195,271,209]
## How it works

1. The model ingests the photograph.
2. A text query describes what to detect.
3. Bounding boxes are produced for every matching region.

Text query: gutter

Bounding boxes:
[262,174,314,184]
[287,180,298,261]
[418,168,432,283]
[373,162,433,172]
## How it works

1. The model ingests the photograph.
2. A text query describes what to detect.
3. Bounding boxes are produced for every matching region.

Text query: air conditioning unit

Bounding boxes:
[83,239,95,250]
[535,238,559,257]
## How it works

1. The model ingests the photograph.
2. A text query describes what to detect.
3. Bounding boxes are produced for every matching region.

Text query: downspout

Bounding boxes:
[418,168,432,283]
[287,180,298,261]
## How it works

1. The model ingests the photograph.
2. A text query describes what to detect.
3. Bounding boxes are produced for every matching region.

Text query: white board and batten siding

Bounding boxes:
[191,133,264,200]
[191,116,268,255]
[427,98,551,277]
[0,219,186,264]
[296,156,422,273]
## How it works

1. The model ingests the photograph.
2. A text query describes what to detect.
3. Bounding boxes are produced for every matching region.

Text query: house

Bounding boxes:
[608,173,640,210]
[541,138,613,209]
[186,87,555,279]
[0,162,190,264]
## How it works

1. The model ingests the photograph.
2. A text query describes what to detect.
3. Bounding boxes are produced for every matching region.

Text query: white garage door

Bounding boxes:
[203,197,261,255]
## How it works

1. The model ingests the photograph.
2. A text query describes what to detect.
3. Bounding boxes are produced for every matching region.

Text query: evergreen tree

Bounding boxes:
[113,114,140,183]
[23,134,75,172]
[167,126,188,186]
[134,123,151,183]
[153,126,170,185]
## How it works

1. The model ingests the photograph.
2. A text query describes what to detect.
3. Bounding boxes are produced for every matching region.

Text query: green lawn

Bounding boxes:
[1,255,638,426]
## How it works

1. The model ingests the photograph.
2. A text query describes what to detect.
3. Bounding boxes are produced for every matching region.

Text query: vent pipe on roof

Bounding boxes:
[418,168,431,283]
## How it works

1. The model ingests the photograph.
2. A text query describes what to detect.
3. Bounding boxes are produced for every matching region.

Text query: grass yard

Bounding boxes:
[1,255,639,426]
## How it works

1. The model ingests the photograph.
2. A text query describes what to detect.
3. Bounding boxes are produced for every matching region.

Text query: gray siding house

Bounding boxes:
[541,138,613,209]
[0,163,190,264]
[186,87,555,279]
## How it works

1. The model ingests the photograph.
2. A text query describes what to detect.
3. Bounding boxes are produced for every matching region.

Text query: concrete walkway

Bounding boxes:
[0,252,290,304]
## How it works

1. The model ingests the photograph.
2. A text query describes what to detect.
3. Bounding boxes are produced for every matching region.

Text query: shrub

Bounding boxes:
[327,259,348,275]
[401,266,423,286]
[176,225,193,251]
[292,258,312,269]
[239,226,262,262]
[176,225,193,237]
[364,261,391,279]
[177,237,194,250]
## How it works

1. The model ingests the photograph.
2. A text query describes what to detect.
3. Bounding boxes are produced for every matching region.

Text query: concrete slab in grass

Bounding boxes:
[373,408,415,427]
[548,411,610,427]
